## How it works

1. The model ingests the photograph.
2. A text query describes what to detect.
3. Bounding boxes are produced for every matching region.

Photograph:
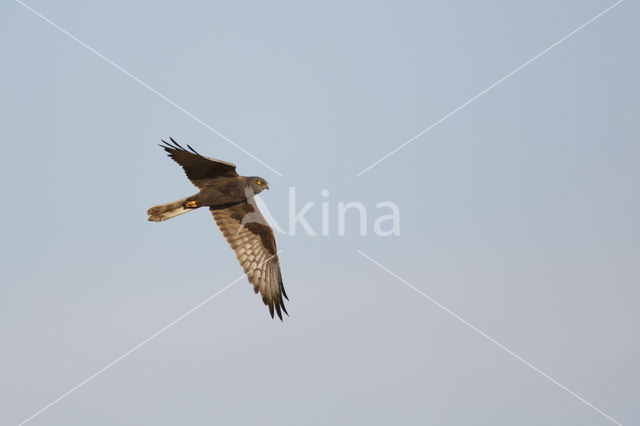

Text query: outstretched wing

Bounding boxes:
[210,198,288,319]
[160,138,238,188]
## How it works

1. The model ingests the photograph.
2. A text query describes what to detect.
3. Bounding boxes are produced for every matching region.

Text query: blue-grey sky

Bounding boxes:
[1,1,638,425]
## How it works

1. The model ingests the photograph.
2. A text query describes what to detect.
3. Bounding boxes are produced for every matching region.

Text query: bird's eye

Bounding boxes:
[257,180,262,185]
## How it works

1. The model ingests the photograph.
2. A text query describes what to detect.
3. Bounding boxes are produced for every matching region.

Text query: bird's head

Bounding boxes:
[248,176,269,194]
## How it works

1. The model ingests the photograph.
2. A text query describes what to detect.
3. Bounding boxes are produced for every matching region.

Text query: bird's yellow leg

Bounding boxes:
[185,200,198,208]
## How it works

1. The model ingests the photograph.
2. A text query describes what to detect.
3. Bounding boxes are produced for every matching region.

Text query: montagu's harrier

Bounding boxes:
[147,138,288,320]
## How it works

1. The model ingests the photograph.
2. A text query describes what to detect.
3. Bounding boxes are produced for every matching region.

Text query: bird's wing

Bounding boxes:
[160,138,238,187]
[210,198,288,319]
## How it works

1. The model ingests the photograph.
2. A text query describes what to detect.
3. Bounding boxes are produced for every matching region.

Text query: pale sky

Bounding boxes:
[1,1,638,425]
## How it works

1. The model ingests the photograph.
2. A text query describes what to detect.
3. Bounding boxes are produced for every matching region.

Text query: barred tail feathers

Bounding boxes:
[147,198,193,222]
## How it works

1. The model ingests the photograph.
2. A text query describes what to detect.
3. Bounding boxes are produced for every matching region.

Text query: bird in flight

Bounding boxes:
[147,138,288,320]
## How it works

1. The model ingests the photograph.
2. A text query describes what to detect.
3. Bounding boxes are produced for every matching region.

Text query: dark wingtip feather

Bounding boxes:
[159,139,176,152]
[275,303,282,320]
[164,137,185,151]
[187,144,200,155]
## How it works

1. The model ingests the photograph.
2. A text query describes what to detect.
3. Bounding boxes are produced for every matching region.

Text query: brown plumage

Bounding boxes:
[147,138,288,320]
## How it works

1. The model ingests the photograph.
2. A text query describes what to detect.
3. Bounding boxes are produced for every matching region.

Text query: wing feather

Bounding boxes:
[210,199,288,319]
[160,138,238,188]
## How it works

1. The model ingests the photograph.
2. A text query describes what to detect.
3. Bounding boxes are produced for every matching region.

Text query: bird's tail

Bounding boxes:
[147,197,194,222]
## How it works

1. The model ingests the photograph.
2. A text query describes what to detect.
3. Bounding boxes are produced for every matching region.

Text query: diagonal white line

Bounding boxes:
[357,0,624,176]
[14,0,283,177]
[356,250,623,426]
[17,251,282,426]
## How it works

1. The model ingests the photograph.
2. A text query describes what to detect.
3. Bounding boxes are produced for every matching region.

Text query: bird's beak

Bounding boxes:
[265,183,270,190]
